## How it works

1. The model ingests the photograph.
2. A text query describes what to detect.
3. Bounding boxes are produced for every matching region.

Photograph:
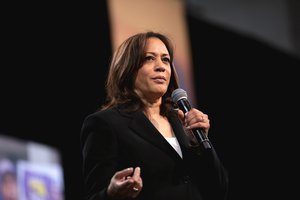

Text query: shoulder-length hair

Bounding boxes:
[101,31,179,115]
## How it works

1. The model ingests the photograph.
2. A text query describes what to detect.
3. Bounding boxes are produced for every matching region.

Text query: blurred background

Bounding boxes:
[1,0,299,200]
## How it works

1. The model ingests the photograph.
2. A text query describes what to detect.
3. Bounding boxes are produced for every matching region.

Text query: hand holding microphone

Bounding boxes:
[171,88,212,149]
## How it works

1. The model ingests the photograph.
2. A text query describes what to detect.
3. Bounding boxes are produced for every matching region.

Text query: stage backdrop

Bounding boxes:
[107,0,197,106]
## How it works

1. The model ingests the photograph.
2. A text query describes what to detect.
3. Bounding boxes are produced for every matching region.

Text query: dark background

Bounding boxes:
[1,1,299,200]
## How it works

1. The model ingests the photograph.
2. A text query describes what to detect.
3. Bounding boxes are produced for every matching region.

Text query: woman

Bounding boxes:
[80,31,228,200]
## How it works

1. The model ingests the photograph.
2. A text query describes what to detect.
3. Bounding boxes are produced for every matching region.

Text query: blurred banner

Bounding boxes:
[0,134,64,200]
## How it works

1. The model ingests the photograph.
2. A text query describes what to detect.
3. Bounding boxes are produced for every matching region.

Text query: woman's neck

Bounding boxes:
[143,101,175,138]
[141,96,162,115]
[143,103,160,118]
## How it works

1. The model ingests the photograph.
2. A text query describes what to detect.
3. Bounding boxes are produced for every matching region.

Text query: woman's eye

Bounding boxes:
[144,56,170,63]
[145,56,154,61]
[162,57,170,63]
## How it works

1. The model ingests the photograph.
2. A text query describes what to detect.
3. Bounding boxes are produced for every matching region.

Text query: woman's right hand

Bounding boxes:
[177,108,210,146]
[107,167,143,199]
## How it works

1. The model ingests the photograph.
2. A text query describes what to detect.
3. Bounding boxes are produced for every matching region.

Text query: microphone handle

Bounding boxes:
[177,99,212,149]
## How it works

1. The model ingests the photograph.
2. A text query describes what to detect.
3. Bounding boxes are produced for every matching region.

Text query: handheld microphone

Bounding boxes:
[171,88,211,149]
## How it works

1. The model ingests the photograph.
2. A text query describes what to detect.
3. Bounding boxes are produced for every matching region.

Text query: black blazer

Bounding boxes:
[81,106,228,200]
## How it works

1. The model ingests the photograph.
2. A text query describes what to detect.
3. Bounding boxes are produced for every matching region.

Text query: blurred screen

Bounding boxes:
[0,134,64,200]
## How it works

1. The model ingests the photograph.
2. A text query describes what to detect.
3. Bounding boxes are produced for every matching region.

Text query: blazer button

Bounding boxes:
[182,175,191,184]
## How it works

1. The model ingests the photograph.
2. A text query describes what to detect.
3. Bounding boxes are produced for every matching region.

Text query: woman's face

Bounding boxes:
[134,37,171,101]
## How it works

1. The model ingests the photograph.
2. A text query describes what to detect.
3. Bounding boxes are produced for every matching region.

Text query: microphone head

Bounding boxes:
[171,88,188,103]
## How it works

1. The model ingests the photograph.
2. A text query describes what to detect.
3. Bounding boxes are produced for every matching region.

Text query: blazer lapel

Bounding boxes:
[168,110,191,150]
[128,111,183,161]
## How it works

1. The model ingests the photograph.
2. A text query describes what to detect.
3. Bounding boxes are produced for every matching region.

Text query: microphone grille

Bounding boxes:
[171,88,188,103]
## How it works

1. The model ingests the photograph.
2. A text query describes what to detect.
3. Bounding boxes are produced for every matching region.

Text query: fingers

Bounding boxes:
[114,167,134,180]
[184,108,210,134]
[129,167,143,189]
[107,168,134,197]
[177,109,185,122]
[118,167,143,190]
[107,167,143,199]
[132,167,141,180]
[130,167,143,197]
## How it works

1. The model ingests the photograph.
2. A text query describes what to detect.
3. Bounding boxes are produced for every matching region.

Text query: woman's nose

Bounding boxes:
[154,59,166,72]
[154,65,165,72]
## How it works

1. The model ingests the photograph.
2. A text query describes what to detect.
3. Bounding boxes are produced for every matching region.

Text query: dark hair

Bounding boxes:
[101,31,179,115]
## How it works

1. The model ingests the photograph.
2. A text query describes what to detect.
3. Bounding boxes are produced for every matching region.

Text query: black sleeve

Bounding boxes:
[80,113,118,200]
